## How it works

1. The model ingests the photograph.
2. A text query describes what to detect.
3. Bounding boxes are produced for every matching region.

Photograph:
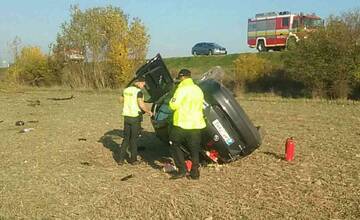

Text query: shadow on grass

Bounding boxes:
[246,70,308,98]
[262,151,284,160]
[98,129,172,170]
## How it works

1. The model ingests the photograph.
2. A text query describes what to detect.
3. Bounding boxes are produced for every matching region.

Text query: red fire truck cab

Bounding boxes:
[247,11,323,52]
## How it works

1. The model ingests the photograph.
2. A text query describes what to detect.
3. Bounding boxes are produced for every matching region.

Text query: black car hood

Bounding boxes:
[127,54,174,103]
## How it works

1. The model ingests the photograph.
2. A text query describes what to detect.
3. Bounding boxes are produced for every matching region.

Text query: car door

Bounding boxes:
[195,43,203,54]
[201,43,209,54]
[127,54,174,103]
[194,43,201,54]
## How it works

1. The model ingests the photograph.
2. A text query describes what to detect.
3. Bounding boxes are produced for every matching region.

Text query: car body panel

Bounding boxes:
[128,54,174,103]
[198,79,262,160]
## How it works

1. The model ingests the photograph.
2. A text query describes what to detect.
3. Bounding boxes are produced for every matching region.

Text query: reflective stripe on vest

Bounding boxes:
[122,86,141,117]
[169,78,206,130]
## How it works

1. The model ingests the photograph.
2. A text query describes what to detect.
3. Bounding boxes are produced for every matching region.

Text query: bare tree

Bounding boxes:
[7,36,22,63]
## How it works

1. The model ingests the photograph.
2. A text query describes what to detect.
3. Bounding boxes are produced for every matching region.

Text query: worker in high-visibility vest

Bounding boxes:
[168,69,206,180]
[119,77,152,165]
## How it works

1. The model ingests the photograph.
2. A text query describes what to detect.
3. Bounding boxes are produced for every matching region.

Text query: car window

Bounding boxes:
[282,17,290,27]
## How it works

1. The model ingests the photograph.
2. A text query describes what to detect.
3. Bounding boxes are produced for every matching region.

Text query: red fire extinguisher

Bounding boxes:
[285,137,295,161]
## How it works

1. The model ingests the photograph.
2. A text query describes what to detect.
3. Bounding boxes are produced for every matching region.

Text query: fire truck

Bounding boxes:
[247,11,323,52]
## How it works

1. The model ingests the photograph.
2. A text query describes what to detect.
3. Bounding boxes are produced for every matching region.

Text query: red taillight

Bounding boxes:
[206,149,219,162]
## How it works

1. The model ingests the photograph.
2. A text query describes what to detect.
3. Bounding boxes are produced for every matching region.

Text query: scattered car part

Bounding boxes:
[121,174,134,181]
[19,128,34,133]
[47,95,74,101]
[15,121,25,126]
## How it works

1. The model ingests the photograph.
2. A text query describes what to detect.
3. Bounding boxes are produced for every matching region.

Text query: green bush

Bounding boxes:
[283,9,360,99]
[7,47,53,86]
[233,54,272,91]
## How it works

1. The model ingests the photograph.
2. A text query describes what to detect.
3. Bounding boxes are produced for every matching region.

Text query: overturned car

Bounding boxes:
[127,54,262,163]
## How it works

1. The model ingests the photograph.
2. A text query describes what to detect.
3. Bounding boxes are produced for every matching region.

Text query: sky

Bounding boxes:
[0,0,359,64]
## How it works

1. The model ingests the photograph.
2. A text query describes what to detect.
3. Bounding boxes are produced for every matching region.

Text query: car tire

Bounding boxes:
[257,40,267,52]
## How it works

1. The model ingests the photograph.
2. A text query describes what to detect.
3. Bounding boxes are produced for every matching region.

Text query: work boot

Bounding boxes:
[117,160,126,166]
[189,169,200,180]
[169,172,186,180]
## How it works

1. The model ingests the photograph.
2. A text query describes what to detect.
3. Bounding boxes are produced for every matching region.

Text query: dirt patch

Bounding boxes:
[0,90,359,219]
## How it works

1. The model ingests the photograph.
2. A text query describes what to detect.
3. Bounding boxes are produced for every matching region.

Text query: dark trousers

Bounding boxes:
[169,126,202,175]
[119,116,141,162]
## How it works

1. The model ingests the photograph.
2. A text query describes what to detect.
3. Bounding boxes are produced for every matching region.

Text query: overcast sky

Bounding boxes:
[0,0,359,63]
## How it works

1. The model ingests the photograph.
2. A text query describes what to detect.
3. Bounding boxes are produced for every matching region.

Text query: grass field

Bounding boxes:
[0,88,359,219]
[0,68,7,81]
[163,52,283,76]
[164,54,239,75]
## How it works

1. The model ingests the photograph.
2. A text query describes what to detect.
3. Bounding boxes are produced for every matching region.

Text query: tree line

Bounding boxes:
[4,6,360,99]
[6,5,149,89]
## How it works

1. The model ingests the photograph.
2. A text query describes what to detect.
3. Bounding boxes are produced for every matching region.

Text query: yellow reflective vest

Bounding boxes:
[122,86,141,117]
[169,78,206,129]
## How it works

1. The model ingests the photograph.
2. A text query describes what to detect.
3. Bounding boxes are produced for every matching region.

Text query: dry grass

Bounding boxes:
[0,89,359,219]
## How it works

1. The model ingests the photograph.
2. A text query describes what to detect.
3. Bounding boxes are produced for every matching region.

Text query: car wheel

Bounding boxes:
[257,40,267,52]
